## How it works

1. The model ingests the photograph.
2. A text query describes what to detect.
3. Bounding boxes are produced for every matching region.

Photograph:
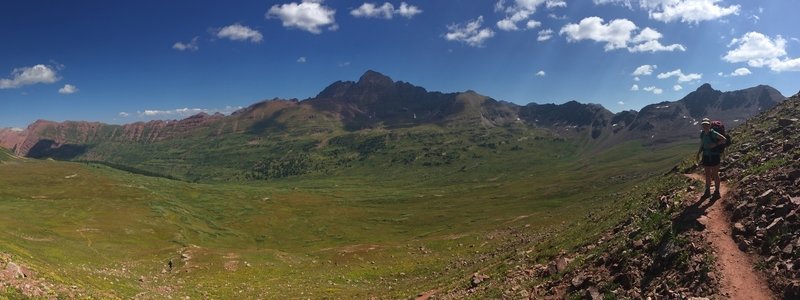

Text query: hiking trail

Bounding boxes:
[686,173,773,300]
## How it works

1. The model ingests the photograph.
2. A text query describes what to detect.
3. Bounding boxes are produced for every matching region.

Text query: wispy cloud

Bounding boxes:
[536,70,546,76]
[216,24,263,43]
[657,69,702,83]
[444,16,495,47]
[297,56,307,63]
[173,36,200,51]
[594,0,740,24]
[350,2,422,19]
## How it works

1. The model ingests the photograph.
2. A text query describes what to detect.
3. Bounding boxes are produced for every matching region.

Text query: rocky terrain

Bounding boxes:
[721,91,800,298]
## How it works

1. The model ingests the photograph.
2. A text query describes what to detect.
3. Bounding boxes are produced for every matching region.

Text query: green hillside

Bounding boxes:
[0,136,694,298]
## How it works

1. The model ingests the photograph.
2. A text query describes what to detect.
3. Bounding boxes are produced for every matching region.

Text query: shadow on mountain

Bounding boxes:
[26,139,88,160]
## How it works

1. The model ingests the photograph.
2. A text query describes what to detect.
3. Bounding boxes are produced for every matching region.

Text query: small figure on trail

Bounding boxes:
[696,118,727,199]
[168,259,174,272]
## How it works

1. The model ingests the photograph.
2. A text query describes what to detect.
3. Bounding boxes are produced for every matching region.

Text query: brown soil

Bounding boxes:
[686,173,773,300]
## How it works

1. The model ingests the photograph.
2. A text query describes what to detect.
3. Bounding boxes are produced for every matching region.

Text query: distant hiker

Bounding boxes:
[696,118,727,199]
[168,259,173,272]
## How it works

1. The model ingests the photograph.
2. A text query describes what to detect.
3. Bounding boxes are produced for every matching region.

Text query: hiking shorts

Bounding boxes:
[701,155,721,167]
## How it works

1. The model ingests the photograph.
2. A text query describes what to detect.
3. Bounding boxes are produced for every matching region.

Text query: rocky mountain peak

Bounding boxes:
[696,83,715,92]
[357,70,394,87]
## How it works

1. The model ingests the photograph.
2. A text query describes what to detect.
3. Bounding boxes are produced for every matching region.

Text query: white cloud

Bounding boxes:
[628,40,686,53]
[632,64,657,76]
[494,0,547,31]
[722,31,800,72]
[297,56,307,63]
[631,27,661,43]
[546,0,567,8]
[559,17,685,53]
[643,86,663,94]
[631,84,640,91]
[618,100,625,105]
[730,67,751,76]
[216,24,263,43]
[537,29,553,41]
[536,70,546,76]
[595,0,740,24]
[673,84,683,91]
[526,20,542,29]
[173,37,199,51]
[633,76,640,81]
[58,84,79,94]
[137,106,243,118]
[649,0,740,24]
[657,69,702,82]
[118,112,130,118]
[769,57,800,72]
[338,61,351,67]
[445,16,495,47]
[351,2,422,19]
[0,64,60,89]
[560,17,637,51]
[267,0,337,34]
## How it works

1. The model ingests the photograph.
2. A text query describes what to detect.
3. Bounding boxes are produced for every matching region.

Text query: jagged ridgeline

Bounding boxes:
[0,71,786,181]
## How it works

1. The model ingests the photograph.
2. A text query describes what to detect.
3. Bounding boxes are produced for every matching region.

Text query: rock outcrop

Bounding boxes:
[721,92,800,298]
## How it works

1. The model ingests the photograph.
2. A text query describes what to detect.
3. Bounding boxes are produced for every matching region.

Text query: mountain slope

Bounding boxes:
[0,71,787,182]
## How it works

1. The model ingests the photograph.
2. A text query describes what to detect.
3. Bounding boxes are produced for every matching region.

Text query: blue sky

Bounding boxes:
[1,0,799,128]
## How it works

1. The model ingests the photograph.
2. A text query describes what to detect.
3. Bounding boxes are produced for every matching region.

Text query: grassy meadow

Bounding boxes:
[0,133,695,298]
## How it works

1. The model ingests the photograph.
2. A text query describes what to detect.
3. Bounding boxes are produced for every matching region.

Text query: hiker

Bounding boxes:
[696,119,727,199]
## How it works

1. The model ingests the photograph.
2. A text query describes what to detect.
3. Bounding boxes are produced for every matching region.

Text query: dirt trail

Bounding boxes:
[686,173,773,300]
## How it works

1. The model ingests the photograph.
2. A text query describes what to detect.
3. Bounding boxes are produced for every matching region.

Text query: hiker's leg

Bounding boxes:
[703,165,712,192]
[713,165,721,193]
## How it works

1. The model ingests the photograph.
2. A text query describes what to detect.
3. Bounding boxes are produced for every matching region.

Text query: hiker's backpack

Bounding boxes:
[710,120,732,153]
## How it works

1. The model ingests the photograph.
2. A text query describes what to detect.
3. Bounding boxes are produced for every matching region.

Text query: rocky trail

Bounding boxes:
[686,173,773,300]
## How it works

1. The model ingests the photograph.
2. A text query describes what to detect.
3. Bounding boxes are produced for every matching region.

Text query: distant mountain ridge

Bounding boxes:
[0,70,788,167]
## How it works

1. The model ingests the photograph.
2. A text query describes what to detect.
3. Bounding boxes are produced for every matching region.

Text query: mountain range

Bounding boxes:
[0,70,786,179]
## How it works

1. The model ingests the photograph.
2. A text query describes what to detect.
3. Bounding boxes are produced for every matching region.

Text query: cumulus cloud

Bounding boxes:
[297,56,307,63]
[643,86,663,94]
[631,84,640,91]
[673,84,683,91]
[594,0,740,24]
[560,17,636,50]
[58,84,79,94]
[536,70,546,76]
[657,69,702,82]
[723,32,800,72]
[632,64,657,76]
[618,101,625,105]
[351,2,422,19]
[216,24,263,43]
[559,17,684,52]
[634,76,640,81]
[173,37,200,51]
[495,0,555,32]
[537,29,553,41]
[0,64,60,89]
[444,16,495,47]
[267,0,337,34]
